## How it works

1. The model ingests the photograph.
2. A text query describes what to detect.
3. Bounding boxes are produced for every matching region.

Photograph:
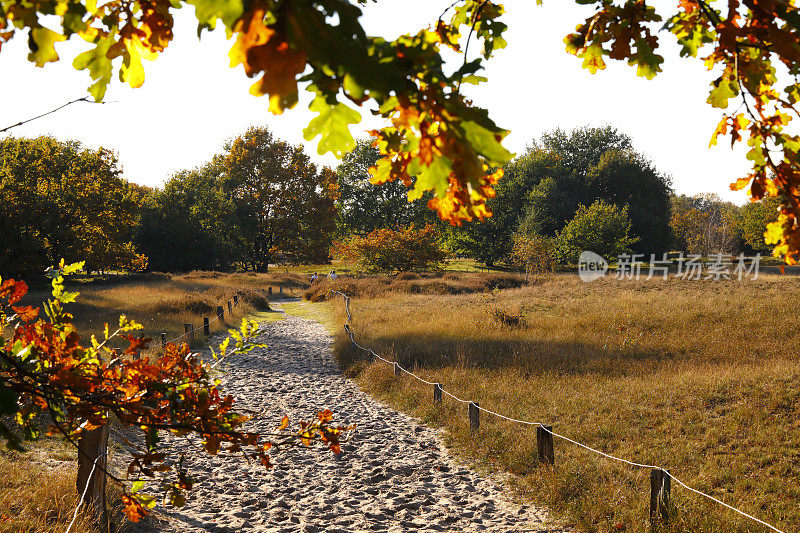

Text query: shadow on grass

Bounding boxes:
[335,332,673,377]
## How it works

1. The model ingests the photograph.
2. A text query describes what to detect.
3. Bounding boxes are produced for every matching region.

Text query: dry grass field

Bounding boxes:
[17,271,309,354]
[2,270,304,532]
[331,273,800,532]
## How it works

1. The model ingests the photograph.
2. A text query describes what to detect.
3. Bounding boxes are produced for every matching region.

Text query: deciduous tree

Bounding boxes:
[4,0,800,262]
[336,140,436,237]
[220,127,337,270]
[135,162,242,272]
[557,200,640,263]
[738,195,781,254]
[670,193,742,255]
[0,136,146,275]
[520,127,673,256]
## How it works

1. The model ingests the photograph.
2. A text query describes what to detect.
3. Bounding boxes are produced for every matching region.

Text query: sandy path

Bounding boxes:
[147,301,567,533]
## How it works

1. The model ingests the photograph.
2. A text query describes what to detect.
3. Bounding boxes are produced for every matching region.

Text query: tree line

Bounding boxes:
[0,126,779,276]
[335,126,779,271]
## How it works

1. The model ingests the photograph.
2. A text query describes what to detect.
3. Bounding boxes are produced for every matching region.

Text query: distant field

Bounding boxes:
[332,274,800,532]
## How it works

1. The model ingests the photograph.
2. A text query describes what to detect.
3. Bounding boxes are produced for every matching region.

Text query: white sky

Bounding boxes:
[0,0,751,202]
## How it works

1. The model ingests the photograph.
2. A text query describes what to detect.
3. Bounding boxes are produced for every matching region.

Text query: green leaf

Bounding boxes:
[28,26,66,67]
[707,77,739,109]
[73,37,114,101]
[408,155,453,200]
[186,0,244,30]
[460,74,488,85]
[460,121,513,163]
[131,480,146,494]
[303,96,362,158]
[629,38,663,80]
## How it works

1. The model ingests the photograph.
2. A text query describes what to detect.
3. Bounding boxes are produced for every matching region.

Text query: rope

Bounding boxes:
[65,452,107,533]
[329,290,786,533]
[160,293,246,345]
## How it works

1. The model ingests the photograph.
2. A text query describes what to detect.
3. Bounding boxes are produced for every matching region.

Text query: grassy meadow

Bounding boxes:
[3,270,307,532]
[329,273,800,532]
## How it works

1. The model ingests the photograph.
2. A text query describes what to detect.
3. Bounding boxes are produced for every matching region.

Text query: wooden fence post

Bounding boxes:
[536,425,554,465]
[394,362,401,376]
[216,306,224,321]
[203,317,210,336]
[469,402,480,431]
[227,301,233,314]
[161,332,166,348]
[433,383,442,403]
[76,423,109,533]
[185,323,194,344]
[650,468,671,526]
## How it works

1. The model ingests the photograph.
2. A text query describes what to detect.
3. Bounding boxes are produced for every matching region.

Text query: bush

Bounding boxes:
[333,225,449,272]
[557,200,639,263]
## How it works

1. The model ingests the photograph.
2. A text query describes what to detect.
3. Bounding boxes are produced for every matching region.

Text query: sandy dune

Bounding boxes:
[136,301,567,532]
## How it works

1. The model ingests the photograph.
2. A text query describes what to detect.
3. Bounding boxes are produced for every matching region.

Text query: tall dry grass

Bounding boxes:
[334,274,800,532]
[303,271,525,302]
[17,271,308,355]
[0,439,98,533]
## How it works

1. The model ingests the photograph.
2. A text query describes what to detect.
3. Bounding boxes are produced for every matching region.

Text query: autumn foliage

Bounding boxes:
[0,262,349,522]
[3,0,800,260]
[334,225,449,273]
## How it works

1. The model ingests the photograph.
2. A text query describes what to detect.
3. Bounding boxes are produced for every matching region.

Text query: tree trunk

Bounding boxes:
[76,424,109,533]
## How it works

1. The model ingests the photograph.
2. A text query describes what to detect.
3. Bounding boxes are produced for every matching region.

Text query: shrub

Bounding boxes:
[333,225,449,272]
[557,200,639,263]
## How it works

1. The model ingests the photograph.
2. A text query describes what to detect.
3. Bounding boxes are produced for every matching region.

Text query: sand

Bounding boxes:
[125,301,568,532]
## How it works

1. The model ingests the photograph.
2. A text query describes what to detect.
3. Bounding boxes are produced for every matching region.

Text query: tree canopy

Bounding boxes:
[4,0,799,262]
[220,126,337,270]
[335,140,437,237]
[455,126,672,266]
[0,136,146,275]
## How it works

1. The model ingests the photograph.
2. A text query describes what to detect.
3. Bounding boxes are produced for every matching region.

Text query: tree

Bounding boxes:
[135,162,242,272]
[336,140,437,237]
[334,225,449,272]
[220,127,337,271]
[557,200,640,263]
[0,262,349,525]
[519,127,673,256]
[0,136,146,275]
[4,1,800,262]
[452,148,562,266]
[670,193,742,255]
[738,195,781,254]
[279,165,339,264]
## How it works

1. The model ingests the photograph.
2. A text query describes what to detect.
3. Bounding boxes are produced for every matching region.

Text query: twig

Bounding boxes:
[0,97,105,134]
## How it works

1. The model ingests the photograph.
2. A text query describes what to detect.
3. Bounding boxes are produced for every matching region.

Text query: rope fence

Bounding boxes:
[331,290,785,533]
[146,286,289,349]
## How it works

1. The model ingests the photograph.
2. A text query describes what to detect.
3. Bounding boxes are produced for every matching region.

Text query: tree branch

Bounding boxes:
[0,97,105,134]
